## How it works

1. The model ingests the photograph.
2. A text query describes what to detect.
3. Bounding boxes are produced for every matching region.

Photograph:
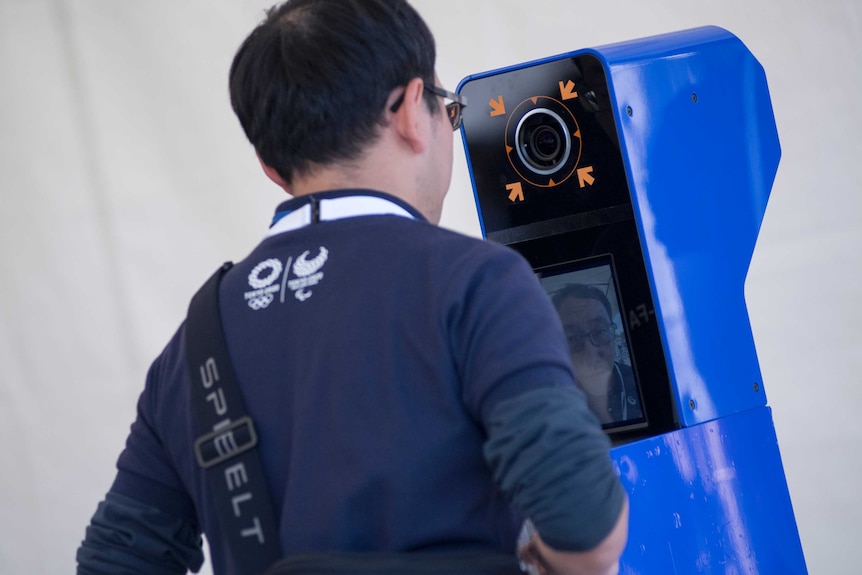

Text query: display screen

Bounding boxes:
[538,256,648,433]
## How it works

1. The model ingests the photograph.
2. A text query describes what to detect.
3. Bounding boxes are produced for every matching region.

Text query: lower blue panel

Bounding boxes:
[612,407,807,574]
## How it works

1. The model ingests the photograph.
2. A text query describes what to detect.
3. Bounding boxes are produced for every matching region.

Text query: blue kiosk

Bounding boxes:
[458,26,807,573]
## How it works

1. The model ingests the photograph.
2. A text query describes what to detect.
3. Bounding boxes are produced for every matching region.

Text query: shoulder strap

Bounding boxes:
[185,262,282,574]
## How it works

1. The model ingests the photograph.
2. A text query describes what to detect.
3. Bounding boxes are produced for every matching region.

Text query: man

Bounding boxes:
[552,284,644,426]
[76,1,628,574]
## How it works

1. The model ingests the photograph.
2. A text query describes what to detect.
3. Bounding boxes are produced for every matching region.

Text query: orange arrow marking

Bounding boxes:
[506,182,524,203]
[506,145,514,155]
[560,80,578,100]
[489,96,506,117]
[549,178,557,187]
[531,96,539,105]
[574,129,581,139]
[577,166,595,188]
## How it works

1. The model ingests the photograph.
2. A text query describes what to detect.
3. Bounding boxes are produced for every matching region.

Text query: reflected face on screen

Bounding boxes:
[556,296,616,397]
[544,267,647,431]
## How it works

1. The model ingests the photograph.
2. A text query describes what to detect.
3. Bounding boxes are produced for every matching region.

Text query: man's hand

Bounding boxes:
[517,496,628,575]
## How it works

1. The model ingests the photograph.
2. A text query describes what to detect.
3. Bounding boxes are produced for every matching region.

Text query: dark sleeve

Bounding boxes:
[111,327,200,526]
[76,492,205,575]
[449,245,577,421]
[483,386,626,552]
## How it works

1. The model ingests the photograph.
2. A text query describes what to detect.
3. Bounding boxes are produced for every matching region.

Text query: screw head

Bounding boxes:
[691,93,698,103]
[689,399,696,410]
[626,106,633,117]
[754,382,760,392]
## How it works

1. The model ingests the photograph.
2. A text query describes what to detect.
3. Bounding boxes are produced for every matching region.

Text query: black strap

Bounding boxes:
[264,551,525,575]
[185,262,282,574]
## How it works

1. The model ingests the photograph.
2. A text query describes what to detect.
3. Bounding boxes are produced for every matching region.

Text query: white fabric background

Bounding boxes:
[1,0,859,573]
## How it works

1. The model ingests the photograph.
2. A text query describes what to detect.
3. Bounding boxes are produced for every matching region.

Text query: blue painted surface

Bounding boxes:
[613,407,806,574]
[590,27,781,427]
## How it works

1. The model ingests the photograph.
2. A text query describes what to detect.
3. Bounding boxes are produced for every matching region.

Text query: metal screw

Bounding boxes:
[691,93,698,103]
[754,382,760,392]
[626,106,633,117]
[689,399,696,410]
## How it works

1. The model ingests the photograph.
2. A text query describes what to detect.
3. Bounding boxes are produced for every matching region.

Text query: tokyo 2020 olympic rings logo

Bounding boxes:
[245,258,283,310]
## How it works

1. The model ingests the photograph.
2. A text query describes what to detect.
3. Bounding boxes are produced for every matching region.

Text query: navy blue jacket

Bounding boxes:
[77,190,623,575]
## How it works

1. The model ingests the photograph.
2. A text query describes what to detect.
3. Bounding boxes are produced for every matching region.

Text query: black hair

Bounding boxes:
[228,0,438,185]
[552,283,613,319]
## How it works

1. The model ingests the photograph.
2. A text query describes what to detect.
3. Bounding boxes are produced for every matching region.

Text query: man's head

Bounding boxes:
[551,284,617,389]
[229,0,440,188]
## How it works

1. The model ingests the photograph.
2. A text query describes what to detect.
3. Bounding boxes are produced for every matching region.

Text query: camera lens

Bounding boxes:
[515,108,572,176]
[532,126,561,161]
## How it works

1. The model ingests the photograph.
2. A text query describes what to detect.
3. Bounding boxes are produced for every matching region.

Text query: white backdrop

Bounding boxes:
[1,0,860,573]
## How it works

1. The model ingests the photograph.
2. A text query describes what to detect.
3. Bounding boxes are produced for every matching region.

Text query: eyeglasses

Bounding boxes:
[564,324,616,352]
[389,83,467,131]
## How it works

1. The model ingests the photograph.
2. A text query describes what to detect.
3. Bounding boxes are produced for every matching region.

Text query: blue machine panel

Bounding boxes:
[612,408,805,574]
[594,27,781,427]
[458,27,781,429]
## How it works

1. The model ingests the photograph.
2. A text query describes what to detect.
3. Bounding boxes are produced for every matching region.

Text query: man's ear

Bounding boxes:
[390,77,429,154]
[256,152,291,194]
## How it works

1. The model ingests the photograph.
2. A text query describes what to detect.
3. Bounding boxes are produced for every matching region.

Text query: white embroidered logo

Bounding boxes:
[244,258,283,310]
[288,247,328,302]
[243,247,329,309]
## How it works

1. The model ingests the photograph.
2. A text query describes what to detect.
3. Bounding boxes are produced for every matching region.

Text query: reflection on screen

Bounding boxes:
[538,257,646,431]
